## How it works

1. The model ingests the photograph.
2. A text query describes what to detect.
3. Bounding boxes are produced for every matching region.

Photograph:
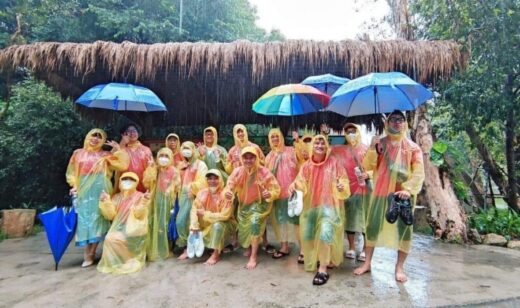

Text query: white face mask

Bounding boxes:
[209,187,218,194]
[181,149,192,158]
[347,133,357,142]
[120,180,135,191]
[158,157,170,166]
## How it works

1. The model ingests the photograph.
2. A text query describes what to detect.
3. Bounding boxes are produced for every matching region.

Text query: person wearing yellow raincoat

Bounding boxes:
[197,127,228,183]
[353,110,425,283]
[189,169,237,265]
[331,123,371,262]
[225,124,265,174]
[165,133,184,168]
[97,172,151,274]
[289,135,350,286]
[176,141,208,259]
[293,132,313,169]
[224,146,280,270]
[143,147,181,261]
[265,128,301,260]
[117,124,153,192]
[66,128,129,267]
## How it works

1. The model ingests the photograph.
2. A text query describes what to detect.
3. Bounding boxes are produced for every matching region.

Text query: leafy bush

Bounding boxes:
[469,208,520,240]
[0,77,92,210]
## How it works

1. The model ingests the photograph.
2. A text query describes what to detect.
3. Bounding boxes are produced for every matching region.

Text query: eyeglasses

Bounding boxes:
[125,129,138,134]
[389,117,405,124]
[91,133,103,138]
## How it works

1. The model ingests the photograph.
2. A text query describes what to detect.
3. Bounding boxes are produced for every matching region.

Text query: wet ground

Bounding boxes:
[1,233,520,307]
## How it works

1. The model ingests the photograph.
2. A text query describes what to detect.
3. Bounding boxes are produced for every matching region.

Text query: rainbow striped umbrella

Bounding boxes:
[252,84,330,116]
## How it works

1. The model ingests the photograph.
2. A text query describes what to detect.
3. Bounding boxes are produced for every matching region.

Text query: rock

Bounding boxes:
[469,228,482,244]
[482,233,507,246]
[1,209,36,238]
[507,240,520,250]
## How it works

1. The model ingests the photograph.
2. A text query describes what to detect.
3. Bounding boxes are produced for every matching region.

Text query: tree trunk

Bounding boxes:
[414,106,467,242]
[505,74,519,211]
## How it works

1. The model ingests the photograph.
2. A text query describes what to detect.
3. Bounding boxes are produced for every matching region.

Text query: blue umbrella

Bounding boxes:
[167,197,180,242]
[327,72,433,117]
[38,202,77,270]
[76,83,167,112]
[252,84,330,116]
[301,73,349,96]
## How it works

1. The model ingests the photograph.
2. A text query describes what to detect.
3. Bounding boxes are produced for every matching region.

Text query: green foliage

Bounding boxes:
[0,0,283,46]
[0,77,92,210]
[469,208,520,239]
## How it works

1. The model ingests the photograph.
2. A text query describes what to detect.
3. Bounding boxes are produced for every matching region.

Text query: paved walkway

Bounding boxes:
[1,233,520,307]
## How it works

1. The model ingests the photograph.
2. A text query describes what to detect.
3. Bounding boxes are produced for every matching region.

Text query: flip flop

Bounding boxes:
[297,254,304,264]
[345,250,356,259]
[357,251,366,262]
[312,272,329,286]
[272,250,290,259]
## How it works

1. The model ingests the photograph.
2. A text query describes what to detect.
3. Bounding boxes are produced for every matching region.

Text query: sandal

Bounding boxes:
[272,250,290,259]
[345,250,356,259]
[262,244,276,255]
[312,272,330,286]
[357,251,366,262]
[297,254,304,264]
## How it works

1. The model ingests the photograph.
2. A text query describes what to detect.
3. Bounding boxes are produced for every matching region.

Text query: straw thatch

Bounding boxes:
[0,40,466,131]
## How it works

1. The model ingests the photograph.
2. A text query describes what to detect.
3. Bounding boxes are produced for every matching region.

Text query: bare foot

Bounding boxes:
[245,258,258,270]
[243,247,251,257]
[353,264,371,276]
[177,250,188,260]
[395,267,408,283]
[204,253,220,266]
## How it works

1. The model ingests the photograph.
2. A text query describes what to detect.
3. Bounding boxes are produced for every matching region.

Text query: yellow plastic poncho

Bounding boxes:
[66,128,129,247]
[143,147,181,261]
[363,118,425,253]
[224,146,280,248]
[294,133,313,168]
[175,141,208,247]
[97,172,150,275]
[291,135,350,271]
[225,124,265,174]
[189,169,237,251]
[117,139,153,192]
[331,123,372,233]
[265,128,299,242]
[199,127,229,183]
[165,133,184,169]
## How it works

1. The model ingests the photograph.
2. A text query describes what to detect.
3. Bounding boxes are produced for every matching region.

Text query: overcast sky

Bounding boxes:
[248,0,392,41]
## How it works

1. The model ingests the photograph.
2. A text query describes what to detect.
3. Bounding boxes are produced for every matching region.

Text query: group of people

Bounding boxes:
[66,109,425,285]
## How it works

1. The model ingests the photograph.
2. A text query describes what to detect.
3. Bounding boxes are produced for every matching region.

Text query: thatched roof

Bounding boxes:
[0,40,466,132]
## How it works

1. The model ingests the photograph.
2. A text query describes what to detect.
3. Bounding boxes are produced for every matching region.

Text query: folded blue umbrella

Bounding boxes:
[167,197,180,242]
[38,201,77,270]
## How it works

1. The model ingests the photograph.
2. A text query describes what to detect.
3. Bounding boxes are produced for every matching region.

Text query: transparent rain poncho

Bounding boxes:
[363,119,425,253]
[331,123,371,233]
[143,147,181,261]
[97,172,150,275]
[225,124,265,174]
[175,141,208,247]
[265,128,299,242]
[66,128,129,247]
[117,139,153,192]
[199,127,229,183]
[165,133,184,169]
[294,133,313,169]
[189,170,237,251]
[224,146,280,248]
[291,135,350,272]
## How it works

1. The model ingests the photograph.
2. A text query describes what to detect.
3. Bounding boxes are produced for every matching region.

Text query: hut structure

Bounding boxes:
[0,40,466,134]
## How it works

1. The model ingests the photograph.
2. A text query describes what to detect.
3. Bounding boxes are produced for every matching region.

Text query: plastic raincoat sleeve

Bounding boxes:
[189,197,202,231]
[143,165,158,190]
[263,172,281,203]
[224,156,234,175]
[66,150,80,189]
[401,148,425,195]
[203,199,233,224]
[99,198,117,221]
[106,149,130,172]
[333,176,351,200]
[133,196,150,220]
[363,149,378,172]
[292,167,309,196]
[190,162,208,195]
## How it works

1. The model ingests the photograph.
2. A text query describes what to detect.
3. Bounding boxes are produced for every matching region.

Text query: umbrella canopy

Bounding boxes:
[327,72,433,117]
[76,83,167,112]
[301,73,349,96]
[252,84,330,116]
[38,205,77,270]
